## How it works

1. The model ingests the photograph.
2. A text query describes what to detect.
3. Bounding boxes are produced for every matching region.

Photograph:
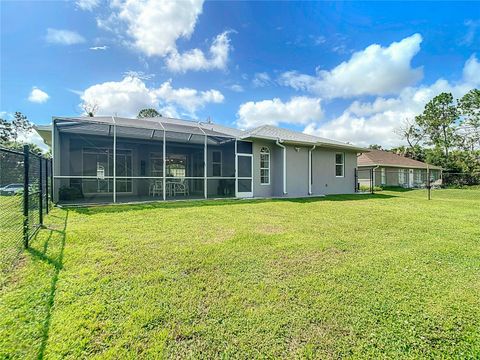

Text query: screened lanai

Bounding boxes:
[52,116,253,204]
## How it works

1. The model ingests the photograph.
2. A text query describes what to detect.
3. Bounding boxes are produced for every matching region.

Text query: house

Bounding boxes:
[35,116,366,204]
[357,149,442,188]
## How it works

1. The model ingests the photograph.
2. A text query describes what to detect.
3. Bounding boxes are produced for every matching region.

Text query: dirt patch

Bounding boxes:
[256,224,285,235]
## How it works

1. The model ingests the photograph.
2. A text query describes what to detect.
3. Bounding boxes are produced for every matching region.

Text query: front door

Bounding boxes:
[236,154,253,198]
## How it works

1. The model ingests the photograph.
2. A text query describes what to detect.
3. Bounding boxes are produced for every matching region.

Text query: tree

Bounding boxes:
[0,118,13,143]
[458,88,480,151]
[396,118,425,158]
[415,92,459,165]
[82,102,98,117]
[11,112,33,143]
[390,145,425,162]
[368,144,383,150]
[137,108,162,118]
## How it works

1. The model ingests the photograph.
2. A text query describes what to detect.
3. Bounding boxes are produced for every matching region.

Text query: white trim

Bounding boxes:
[235,153,253,198]
[163,130,166,200]
[259,146,270,186]
[204,135,207,199]
[335,152,345,178]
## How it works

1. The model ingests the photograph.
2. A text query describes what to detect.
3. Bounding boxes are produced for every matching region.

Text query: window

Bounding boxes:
[149,153,163,177]
[398,169,406,185]
[335,153,344,177]
[166,154,187,177]
[381,168,386,185]
[212,150,222,176]
[260,147,270,185]
[415,169,422,183]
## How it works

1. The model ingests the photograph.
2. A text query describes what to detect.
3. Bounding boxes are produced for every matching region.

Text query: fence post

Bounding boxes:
[50,159,54,202]
[45,158,49,214]
[427,167,431,200]
[23,145,29,248]
[354,168,357,193]
[39,157,43,225]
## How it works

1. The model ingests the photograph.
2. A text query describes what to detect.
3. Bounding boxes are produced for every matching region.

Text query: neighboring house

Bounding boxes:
[357,149,442,188]
[35,116,366,204]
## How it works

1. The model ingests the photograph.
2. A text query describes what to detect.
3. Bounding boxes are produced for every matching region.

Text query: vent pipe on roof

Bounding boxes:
[276,139,287,195]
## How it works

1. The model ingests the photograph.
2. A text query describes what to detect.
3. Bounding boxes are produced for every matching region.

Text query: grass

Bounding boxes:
[1,189,480,358]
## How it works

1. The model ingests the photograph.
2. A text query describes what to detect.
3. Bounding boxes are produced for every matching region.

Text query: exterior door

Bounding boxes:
[236,154,253,198]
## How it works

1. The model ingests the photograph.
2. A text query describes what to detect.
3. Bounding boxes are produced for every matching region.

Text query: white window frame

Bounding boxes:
[398,169,406,185]
[211,150,222,177]
[415,169,422,183]
[260,146,270,185]
[381,168,386,185]
[335,152,345,178]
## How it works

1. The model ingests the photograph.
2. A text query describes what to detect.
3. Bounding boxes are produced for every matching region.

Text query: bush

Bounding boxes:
[59,186,83,201]
[359,185,383,192]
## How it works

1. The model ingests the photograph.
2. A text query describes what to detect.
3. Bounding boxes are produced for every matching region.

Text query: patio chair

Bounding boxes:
[149,180,163,197]
[171,179,189,196]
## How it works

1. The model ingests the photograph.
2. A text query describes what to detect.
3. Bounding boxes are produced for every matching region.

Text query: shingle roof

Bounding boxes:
[241,125,365,151]
[358,149,442,169]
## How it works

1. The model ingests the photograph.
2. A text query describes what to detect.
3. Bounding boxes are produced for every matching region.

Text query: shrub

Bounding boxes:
[59,186,83,201]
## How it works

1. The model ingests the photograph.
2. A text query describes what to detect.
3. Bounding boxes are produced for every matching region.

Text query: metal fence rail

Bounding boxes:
[0,145,52,281]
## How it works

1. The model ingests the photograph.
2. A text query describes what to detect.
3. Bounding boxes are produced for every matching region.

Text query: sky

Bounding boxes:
[1,0,479,149]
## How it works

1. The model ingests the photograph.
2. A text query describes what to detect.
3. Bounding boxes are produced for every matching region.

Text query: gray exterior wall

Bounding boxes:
[311,149,357,195]
[252,140,276,197]
[251,140,357,197]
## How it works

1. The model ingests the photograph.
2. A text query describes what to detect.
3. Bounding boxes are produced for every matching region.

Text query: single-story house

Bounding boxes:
[36,116,367,204]
[357,149,442,188]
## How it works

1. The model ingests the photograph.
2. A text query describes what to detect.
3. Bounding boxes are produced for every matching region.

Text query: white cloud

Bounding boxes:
[45,28,85,45]
[461,20,480,46]
[76,0,100,11]
[229,84,244,92]
[279,33,424,98]
[89,45,108,51]
[165,31,231,72]
[305,54,480,148]
[28,87,49,103]
[80,76,224,117]
[20,130,49,152]
[112,0,204,57]
[153,80,224,114]
[252,72,273,87]
[237,97,323,129]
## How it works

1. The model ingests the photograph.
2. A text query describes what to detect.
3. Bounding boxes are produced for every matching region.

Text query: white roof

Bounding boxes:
[41,116,366,152]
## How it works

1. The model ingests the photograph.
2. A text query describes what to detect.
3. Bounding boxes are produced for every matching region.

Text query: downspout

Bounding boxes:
[308,145,316,195]
[276,139,287,195]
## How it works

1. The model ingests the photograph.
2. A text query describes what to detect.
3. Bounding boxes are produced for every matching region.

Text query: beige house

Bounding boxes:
[357,149,442,188]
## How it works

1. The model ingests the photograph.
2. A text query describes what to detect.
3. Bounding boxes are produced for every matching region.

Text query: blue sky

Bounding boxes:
[1,1,479,148]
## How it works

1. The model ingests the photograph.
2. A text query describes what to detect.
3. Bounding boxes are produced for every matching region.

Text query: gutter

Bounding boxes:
[308,145,316,195]
[275,139,287,195]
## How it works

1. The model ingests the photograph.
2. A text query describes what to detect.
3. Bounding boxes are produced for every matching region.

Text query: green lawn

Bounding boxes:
[1,189,480,358]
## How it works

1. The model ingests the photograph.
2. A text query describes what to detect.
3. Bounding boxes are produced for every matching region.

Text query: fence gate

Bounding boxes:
[355,168,374,193]
[0,145,52,281]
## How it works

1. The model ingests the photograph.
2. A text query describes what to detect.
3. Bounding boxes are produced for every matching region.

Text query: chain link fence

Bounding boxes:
[442,172,480,187]
[0,145,52,283]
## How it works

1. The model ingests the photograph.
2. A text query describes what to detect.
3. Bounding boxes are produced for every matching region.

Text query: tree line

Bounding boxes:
[370,89,480,174]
